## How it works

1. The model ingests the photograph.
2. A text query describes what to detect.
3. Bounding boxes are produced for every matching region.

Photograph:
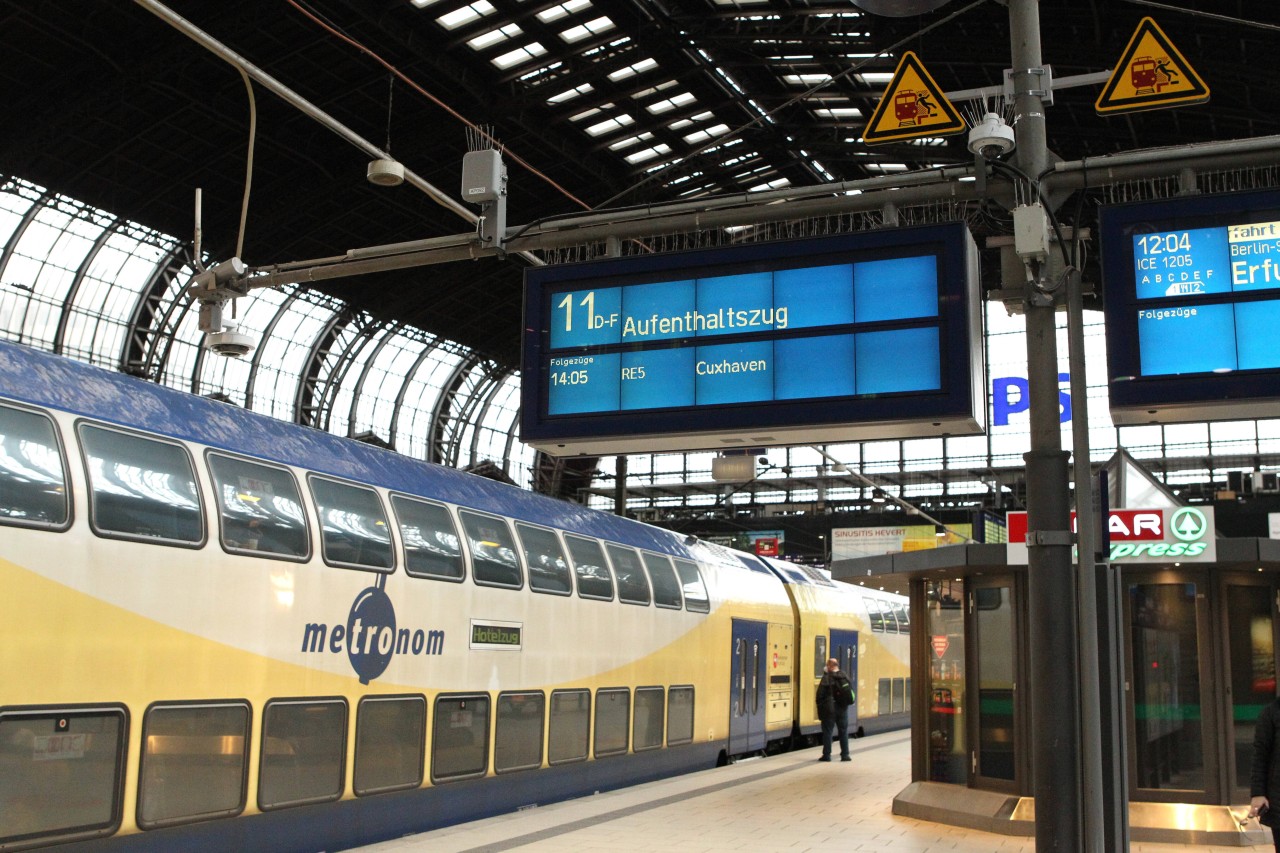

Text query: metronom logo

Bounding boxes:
[301,583,444,684]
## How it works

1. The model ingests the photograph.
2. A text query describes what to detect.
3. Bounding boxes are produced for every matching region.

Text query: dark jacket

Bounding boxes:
[816,670,852,722]
[1252,698,1280,800]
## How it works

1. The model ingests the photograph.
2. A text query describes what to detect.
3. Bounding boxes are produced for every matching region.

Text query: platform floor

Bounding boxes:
[349,731,1272,853]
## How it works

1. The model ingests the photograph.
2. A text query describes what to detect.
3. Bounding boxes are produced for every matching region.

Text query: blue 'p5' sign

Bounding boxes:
[992,374,1072,426]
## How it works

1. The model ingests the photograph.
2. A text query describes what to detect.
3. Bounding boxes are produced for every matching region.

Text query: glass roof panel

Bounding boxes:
[537,0,591,23]
[608,58,658,82]
[492,42,547,70]
[436,1,495,30]
[560,16,614,44]
[467,23,523,51]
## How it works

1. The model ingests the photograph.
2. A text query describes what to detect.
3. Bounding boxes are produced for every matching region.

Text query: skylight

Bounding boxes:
[585,113,635,136]
[608,58,658,82]
[812,107,863,120]
[749,177,791,192]
[624,144,672,164]
[548,82,595,104]
[609,132,653,151]
[683,123,730,145]
[492,42,547,70]
[561,16,615,43]
[436,1,494,30]
[537,0,592,23]
[467,23,523,51]
[782,74,832,86]
[647,92,696,114]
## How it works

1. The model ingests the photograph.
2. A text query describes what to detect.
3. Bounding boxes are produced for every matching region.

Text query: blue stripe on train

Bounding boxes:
[0,339,683,556]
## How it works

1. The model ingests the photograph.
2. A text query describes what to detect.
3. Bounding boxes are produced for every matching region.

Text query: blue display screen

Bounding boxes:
[521,223,981,453]
[1102,189,1280,424]
[542,255,941,415]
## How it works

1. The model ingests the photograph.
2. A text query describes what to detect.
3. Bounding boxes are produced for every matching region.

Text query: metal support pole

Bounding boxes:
[614,455,627,517]
[1008,1,1083,849]
[1068,268,1112,851]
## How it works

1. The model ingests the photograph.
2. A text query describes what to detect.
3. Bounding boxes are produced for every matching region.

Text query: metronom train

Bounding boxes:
[0,338,908,852]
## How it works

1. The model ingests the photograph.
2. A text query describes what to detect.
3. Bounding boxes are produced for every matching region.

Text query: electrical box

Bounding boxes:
[462,149,505,202]
[1012,203,1050,262]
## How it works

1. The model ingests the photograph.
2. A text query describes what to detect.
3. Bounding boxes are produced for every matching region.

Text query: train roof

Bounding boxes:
[0,340,684,555]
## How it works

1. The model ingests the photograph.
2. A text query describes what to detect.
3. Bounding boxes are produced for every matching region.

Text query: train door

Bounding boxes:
[729,619,768,756]
[830,628,859,729]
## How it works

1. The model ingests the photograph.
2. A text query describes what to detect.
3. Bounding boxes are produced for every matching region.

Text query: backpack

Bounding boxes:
[834,677,854,709]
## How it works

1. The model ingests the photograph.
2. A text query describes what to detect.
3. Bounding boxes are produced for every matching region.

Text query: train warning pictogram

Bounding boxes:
[1095,17,1209,115]
[863,51,966,145]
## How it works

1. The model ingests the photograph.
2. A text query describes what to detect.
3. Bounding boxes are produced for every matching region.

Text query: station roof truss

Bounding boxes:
[2,1,1279,499]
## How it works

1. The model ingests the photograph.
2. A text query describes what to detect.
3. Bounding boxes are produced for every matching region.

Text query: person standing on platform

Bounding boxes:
[1251,694,1280,851]
[816,657,853,763]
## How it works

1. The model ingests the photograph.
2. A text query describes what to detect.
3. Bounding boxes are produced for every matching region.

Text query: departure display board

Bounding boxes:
[1102,188,1280,424]
[521,224,984,456]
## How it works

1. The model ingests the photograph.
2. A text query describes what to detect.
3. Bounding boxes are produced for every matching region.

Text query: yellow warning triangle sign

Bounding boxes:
[863,51,966,145]
[1096,17,1209,114]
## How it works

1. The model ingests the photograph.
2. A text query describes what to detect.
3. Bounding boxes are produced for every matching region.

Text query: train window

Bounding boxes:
[867,598,886,633]
[593,689,630,758]
[494,691,545,773]
[0,706,126,848]
[564,535,613,600]
[667,686,694,746]
[515,524,571,595]
[458,510,523,589]
[79,424,203,545]
[893,602,911,633]
[673,560,709,613]
[207,453,308,560]
[548,689,590,765]
[892,678,906,713]
[354,695,425,796]
[258,699,347,810]
[641,553,682,609]
[605,545,650,606]
[392,495,464,581]
[814,636,827,678]
[878,678,892,716]
[431,694,489,782]
[0,403,69,529]
[137,702,249,828]
[308,476,394,571]
[632,687,664,751]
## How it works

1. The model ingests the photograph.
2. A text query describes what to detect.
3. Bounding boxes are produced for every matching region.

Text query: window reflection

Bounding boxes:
[208,454,308,558]
[459,510,522,587]
[926,579,967,784]
[309,476,393,570]
[393,496,464,580]
[79,424,202,543]
[0,405,68,526]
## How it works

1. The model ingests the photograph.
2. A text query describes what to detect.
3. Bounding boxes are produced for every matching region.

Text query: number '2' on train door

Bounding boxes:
[730,619,768,755]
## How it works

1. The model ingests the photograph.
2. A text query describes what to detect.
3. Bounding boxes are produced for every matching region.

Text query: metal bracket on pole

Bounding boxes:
[1027,529,1075,547]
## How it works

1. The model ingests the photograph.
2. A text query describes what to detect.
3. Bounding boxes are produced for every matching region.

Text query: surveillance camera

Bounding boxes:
[967,112,1015,158]
[206,328,255,358]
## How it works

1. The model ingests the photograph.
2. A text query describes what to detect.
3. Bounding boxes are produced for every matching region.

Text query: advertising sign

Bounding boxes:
[1006,507,1216,564]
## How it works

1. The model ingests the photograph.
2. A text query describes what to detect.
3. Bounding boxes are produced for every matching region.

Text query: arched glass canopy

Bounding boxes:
[0,177,533,487]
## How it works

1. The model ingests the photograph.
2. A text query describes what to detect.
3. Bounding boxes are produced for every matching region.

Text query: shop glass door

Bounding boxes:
[1127,579,1214,801]
[1223,580,1276,801]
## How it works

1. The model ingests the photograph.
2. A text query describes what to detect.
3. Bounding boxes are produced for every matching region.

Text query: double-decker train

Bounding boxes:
[0,338,909,852]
